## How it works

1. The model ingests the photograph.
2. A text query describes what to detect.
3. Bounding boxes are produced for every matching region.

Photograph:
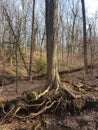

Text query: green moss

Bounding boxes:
[26,92,37,100]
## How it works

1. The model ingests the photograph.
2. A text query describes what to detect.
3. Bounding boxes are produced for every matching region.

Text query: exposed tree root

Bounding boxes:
[0,82,88,125]
[36,86,50,99]
[15,100,56,119]
[0,106,15,125]
[60,82,82,99]
[34,122,42,130]
[22,86,50,101]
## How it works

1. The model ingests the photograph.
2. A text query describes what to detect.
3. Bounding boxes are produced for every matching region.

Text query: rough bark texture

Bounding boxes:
[81,0,88,74]
[45,0,60,87]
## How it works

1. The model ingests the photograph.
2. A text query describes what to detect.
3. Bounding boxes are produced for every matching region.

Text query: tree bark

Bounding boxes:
[21,0,27,55]
[45,0,60,87]
[81,0,88,74]
[29,0,35,81]
[89,24,93,73]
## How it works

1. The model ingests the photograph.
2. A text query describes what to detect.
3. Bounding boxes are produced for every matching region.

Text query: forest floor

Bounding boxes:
[0,66,98,130]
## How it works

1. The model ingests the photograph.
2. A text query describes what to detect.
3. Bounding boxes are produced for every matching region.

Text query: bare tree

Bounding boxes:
[21,0,27,55]
[29,0,35,81]
[45,0,60,88]
[81,0,88,73]
[3,5,28,92]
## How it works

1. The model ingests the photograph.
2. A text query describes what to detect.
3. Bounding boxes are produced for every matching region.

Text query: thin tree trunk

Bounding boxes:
[89,24,93,73]
[40,30,45,59]
[81,0,88,74]
[15,40,18,93]
[2,33,5,87]
[29,0,35,81]
[21,0,27,55]
[3,6,29,75]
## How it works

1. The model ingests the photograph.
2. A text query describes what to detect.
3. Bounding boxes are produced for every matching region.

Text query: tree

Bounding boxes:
[45,0,60,88]
[81,0,88,73]
[3,5,28,92]
[21,0,27,55]
[65,0,81,65]
[29,0,35,81]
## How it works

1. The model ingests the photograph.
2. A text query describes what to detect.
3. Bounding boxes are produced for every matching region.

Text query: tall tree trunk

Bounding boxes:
[21,0,27,55]
[45,0,60,88]
[15,39,18,93]
[81,0,88,74]
[9,28,13,67]
[29,0,35,81]
[89,24,93,73]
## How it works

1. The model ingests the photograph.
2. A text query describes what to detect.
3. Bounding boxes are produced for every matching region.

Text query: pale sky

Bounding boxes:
[86,0,98,16]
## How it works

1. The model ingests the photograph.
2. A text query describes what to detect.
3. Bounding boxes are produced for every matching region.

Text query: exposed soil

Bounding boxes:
[0,67,98,130]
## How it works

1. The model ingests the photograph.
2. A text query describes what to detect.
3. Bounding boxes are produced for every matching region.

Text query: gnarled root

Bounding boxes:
[0,82,84,124]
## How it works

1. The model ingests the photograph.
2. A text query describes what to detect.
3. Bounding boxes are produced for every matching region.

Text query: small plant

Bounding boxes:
[26,91,37,100]
[36,58,47,74]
